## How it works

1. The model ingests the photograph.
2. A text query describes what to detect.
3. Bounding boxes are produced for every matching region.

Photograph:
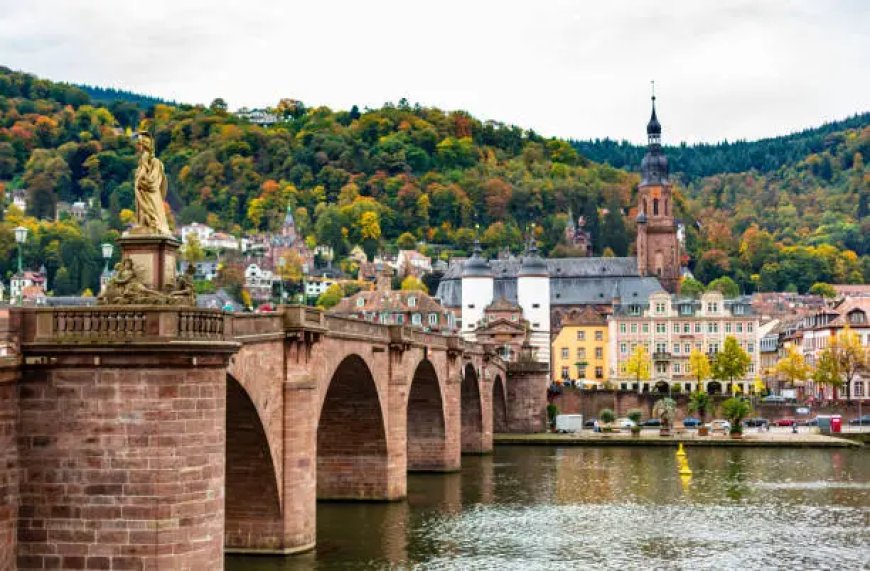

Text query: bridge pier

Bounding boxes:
[0,356,19,570]
[14,307,237,570]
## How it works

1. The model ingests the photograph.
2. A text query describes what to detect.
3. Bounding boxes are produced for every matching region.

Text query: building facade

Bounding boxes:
[608,291,760,393]
[551,306,609,386]
[472,297,529,362]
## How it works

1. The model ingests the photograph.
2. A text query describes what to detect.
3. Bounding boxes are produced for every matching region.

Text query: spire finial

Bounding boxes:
[651,80,655,102]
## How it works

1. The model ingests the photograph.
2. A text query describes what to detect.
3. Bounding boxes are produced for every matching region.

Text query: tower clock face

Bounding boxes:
[651,187,662,199]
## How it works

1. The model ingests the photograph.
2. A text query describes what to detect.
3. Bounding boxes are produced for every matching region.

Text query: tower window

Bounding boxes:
[653,198,659,216]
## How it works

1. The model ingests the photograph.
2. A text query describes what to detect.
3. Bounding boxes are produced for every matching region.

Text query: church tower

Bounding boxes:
[636,92,680,293]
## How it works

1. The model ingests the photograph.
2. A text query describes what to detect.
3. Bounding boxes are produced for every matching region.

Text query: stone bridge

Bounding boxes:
[0,305,547,569]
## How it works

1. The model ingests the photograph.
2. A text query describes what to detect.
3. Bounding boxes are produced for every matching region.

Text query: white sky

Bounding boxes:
[2,0,867,144]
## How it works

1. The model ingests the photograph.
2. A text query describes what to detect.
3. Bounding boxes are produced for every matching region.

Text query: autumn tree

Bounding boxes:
[400,275,428,293]
[181,233,205,264]
[688,349,712,389]
[828,326,868,402]
[624,345,651,388]
[774,344,812,391]
[712,336,751,393]
[808,282,837,298]
[317,283,344,309]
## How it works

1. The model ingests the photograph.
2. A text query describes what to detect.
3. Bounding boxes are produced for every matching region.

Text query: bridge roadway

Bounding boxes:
[0,305,547,569]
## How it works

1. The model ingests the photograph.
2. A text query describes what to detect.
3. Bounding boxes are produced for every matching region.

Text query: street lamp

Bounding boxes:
[14,226,28,305]
[14,226,27,273]
[277,256,286,305]
[101,242,114,274]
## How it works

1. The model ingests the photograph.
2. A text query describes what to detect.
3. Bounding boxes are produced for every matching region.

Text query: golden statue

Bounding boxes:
[132,132,171,235]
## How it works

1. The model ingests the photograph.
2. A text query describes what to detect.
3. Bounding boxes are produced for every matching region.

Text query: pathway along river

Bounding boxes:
[227,446,868,570]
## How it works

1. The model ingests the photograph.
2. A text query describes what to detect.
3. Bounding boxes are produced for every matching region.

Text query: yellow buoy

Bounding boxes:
[676,443,686,458]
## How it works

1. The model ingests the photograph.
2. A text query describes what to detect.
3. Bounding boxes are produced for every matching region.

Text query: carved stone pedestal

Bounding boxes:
[118,233,181,292]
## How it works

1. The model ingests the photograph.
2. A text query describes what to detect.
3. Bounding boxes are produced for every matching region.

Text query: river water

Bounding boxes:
[226,446,869,570]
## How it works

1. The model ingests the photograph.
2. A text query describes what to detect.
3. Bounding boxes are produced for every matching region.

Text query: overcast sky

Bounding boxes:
[2,0,867,144]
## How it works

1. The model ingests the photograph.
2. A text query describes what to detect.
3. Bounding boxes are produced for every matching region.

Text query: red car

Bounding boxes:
[774,417,796,427]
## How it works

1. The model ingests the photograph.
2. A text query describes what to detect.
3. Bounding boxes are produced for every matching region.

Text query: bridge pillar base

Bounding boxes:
[505,362,550,433]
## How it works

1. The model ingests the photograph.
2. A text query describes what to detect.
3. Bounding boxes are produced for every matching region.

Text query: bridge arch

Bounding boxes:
[406,359,449,471]
[317,354,389,499]
[493,374,508,433]
[461,362,485,453]
[225,374,283,551]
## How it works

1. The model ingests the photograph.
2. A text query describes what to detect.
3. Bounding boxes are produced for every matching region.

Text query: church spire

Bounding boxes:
[646,81,661,147]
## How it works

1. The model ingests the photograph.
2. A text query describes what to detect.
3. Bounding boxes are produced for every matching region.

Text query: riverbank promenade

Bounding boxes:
[495,431,864,448]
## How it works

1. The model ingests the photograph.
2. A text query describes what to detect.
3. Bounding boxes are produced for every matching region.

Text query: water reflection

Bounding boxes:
[227,447,869,570]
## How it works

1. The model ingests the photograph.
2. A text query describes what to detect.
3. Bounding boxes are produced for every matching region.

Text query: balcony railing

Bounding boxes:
[653,351,672,361]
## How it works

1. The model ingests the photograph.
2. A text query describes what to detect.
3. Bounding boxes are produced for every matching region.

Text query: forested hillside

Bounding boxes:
[0,66,866,297]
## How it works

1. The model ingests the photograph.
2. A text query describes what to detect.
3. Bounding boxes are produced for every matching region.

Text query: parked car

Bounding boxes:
[584,418,597,428]
[615,417,636,429]
[849,415,870,426]
[682,417,701,428]
[774,417,796,427]
[707,419,732,432]
[799,417,820,427]
[744,418,769,428]
[642,418,662,427]
[761,395,787,404]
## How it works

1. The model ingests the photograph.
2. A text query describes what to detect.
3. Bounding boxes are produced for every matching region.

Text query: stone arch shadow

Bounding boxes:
[461,362,486,453]
[225,374,283,551]
[492,373,508,433]
[316,354,390,499]
[406,358,452,472]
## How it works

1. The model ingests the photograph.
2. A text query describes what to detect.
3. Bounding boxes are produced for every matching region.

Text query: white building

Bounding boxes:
[460,242,494,340]
[181,223,214,244]
[10,270,46,303]
[305,278,337,298]
[204,231,240,251]
[244,263,276,301]
[397,250,432,276]
[516,244,550,363]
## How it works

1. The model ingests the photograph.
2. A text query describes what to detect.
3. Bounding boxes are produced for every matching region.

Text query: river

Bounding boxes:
[226,446,869,570]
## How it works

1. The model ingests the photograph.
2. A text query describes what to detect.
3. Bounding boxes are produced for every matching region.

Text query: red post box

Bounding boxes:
[831,415,842,433]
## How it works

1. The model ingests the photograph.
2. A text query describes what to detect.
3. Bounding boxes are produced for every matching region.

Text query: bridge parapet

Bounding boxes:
[16,306,229,346]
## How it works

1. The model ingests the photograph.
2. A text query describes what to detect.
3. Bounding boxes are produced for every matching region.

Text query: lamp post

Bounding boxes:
[101,242,114,274]
[14,226,28,305]
[277,256,286,305]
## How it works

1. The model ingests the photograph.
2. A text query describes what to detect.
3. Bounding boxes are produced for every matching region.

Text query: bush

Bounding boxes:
[721,397,752,434]
[627,408,643,425]
[599,408,616,424]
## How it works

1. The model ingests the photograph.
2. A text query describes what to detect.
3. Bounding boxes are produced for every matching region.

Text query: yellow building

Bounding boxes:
[551,306,609,386]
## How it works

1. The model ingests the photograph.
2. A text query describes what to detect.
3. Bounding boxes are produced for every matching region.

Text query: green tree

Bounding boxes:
[600,200,629,256]
[712,336,751,393]
[181,234,206,264]
[317,283,344,309]
[688,390,712,424]
[808,282,837,298]
[707,276,740,298]
[396,232,417,250]
[721,397,752,435]
[680,277,705,298]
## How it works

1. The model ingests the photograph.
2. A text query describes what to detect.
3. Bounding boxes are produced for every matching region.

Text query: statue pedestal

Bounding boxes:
[118,233,181,292]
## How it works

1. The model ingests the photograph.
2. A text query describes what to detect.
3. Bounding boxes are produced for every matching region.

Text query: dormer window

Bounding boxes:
[356,298,365,308]
[408,296,417,307]
[628,304,642,316]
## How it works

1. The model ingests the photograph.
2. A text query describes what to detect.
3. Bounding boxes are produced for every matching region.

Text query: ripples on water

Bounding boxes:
[227,447,869,570]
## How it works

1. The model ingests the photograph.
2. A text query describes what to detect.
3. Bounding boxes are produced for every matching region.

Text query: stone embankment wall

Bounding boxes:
[549,388,866,422]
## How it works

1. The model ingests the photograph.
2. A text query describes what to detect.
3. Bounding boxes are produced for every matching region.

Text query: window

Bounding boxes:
[577,348,586,359]
[707,302,719,313]
[673,363,681,373]
[511,314,518,321]
[356,297,365,307]
[595,366,603,379]
[620,343,627,354]
[467,304,475,309]
[533,323,540,328]
[561,348,568,359]
[656,342,667,353]
[673,343,680,354]
[412,313,422,325]
[656,362,667,374]
[595,347,603,359]
[396,314,405,324]
[748,364,755,374]
[408,296,417,307]
[631,324,638,333]
[708,323,718,333]
[595,331,603,341]
[656,323,666,334]
[695,342,702,351]
[653,198,660,216]
[747,323,754,333]
[694,323,702,333]
[642,324,649,333]
[684,343,691,354]
[577,331,585,341]
[673,323,680,333]
[736,323,743,333]
[532,303,540,308]
[561,366,569,379]
[684,323,691,333]
[655,302,666,314]
[620,323,627,333]
[725,322,731,333]
[747,342,754,353]
[428,313,438,326]
[708,343,719,354]
[855,382,865,397]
